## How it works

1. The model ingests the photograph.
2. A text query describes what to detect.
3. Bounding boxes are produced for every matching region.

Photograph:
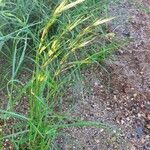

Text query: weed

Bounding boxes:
[0,0,117,149]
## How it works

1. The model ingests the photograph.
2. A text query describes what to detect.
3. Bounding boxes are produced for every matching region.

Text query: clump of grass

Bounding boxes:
[0,0,117,149]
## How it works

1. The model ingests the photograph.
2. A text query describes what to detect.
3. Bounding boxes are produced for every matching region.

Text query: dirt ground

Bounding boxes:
[59,0,150,149]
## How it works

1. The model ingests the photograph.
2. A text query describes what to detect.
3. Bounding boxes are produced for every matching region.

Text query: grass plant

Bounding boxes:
[0,0,118,149]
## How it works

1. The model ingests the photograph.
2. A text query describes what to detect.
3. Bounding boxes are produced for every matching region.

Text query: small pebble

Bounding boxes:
[140,72,144,75]
[5,139,9,142]
[114,95,117,100]
[100,129,104,132]
[95,139,100,143]
[94,82,99,86]
[138,113,141,117]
